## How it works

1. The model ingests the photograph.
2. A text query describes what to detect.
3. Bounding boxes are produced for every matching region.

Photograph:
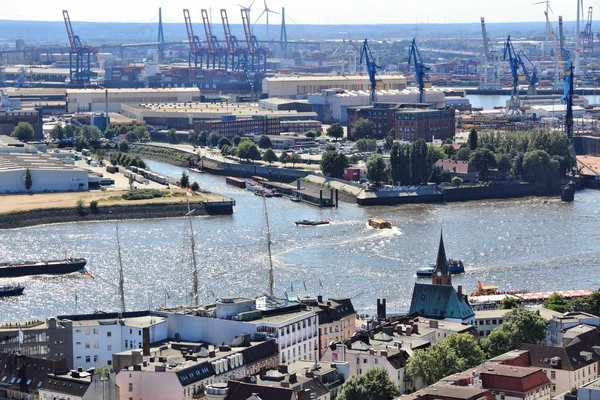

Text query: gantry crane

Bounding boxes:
[62,10,97,84]
[201,9,227,70]
[359,39,380,104]
[221,9,247,72]
[408,38,431,103]
[241,8,268,73]
[183,9,207,68]
[503,36,527,118]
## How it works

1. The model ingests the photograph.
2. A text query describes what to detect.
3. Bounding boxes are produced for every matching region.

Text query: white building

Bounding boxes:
[66,88,201,113]
[474,309,511,337]
[308,88,446,123]
[0,152,89,193]
[262,74,407,99]
[60,313,168,369]
[156,297,318,365]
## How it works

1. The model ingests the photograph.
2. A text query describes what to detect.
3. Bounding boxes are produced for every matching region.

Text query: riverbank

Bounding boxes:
[129,144,195,167]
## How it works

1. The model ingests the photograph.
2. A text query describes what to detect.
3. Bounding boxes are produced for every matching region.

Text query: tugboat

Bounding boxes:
[295,220,330,226]
[416,259,465,277]
[0,284,25,298]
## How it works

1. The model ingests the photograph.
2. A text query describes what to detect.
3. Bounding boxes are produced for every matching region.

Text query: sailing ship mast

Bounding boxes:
[116,225,126,316]
[187,198,200,306]
[263,194,274,298]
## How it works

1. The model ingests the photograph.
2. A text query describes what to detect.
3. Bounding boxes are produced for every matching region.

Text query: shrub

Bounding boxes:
[122,189,164,201]
[76,199,85,216]
[89,200,99,214]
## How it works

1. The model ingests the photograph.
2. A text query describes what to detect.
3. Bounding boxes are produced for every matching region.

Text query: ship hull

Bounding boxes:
[0,259,87,278]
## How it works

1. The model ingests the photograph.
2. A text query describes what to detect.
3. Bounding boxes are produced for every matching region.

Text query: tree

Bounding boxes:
[279,151,289,166]
[337,368,399,400]
[64,124,79,139]
[168,128,177,143]
[522,150,559,185]
[384,134,395,151]
[180,171,190,188]
[496,153,511,179]
[351,118,374,140]
[407,333,485,386]
[327,123,344,141]
[119,141,129,153]
[258,135,272,149]
[320,150,348,178]
[410,139,429,185]
[429,165,442,184]
[288,152,301,167]
[76,199,85,216]
[305,131,316,138]
[499,296,520,310]
[356,138,377,152]
[232,135,242,146]
[365,155,389,186]
[207,133,220,147]
[544,292,570,313]
[389,142,411,185]
[191,182,200,191]
[262,149,278,164]
[128,175,135,190]
[452,176,463,187]
[480,329,513,358]
[11,122,34,142]
[89,200,99,214]
[24,168,32,191]
[456,148,471,161]
[51,125,64,140]
[235,140,261,162]
[468,128,478,151]
[217,137,232,149]
[500,308,547,348]
[220,144,230,155]
[198,131,208,146]
[469,148,497,181]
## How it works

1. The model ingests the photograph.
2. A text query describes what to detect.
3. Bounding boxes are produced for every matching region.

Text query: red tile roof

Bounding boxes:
[435,159,478,175]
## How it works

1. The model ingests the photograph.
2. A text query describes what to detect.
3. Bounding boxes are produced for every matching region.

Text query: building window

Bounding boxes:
[85,328,91,335]
[500,393,505,400]
[551,371,555,380]
[129,383,133,392]
[107,332,112,337]
[93,328,99,334]
[85,341,90,349]
[551,384,556,392]
[125,340,128,348]
[94,355,98,363]
[107,345,112,351]
[86,356,90,363]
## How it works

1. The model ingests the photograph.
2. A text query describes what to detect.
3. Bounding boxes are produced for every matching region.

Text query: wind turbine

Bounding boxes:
[238,0,256,25]
[533,0,553,56]
[255,0,279,40]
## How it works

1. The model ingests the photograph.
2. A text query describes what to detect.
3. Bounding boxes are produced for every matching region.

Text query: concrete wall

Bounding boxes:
[117,370,182,400]
[0,168,88,193]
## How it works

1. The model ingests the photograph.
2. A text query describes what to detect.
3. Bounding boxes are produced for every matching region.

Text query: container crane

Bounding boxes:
[62,10,97,84]
[503,35,526,118]
[201,9,227,70]
[359,39,380,104]
[221,9,247,72]
[183,9,207,68]
[582,7,594,53]
[241,8,268,72]
[407,38,431,103]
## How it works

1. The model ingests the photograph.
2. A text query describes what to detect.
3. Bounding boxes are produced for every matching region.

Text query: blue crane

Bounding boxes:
[517,50,538,95]
[359,39,380,104]
[62,10,96,85]
[503,35,529,118]
[564,63,574,140]
[407,38,430,103]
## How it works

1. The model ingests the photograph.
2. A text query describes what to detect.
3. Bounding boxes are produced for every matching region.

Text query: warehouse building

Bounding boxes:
[0,152,88,193]
[66,88,201,113]
[308,88,446,123]
[263,74,408,99]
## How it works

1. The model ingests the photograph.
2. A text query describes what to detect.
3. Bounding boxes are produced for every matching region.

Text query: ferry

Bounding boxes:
[416,260,465,277]
[368,218,392,229]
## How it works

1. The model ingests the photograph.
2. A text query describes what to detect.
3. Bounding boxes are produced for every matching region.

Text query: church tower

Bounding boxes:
[432,230,452,285]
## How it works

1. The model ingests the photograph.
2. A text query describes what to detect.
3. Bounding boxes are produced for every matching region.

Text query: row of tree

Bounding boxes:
[544,291,600,315]
[109,152,147,169]
[406,308,547,387]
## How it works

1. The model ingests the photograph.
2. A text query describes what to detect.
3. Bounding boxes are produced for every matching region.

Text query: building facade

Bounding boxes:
[0,109,43,140]
[395,107,455,142]
[193,116,280,138]
[0,318,67,359]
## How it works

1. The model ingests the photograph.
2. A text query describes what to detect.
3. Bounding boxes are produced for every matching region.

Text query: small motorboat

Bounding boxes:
[416,260,465,277]
[368,218,392,229]
[295,220,330,226]
[0,284,25,298]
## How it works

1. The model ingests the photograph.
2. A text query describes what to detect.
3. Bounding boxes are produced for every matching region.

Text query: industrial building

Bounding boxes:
[66,88,201,113]
[193,117,281,139]
[122,102,318,130]
[395,107,456,142]
[308,88,446,123]
[263,74,407,99]
[0,152,89,193]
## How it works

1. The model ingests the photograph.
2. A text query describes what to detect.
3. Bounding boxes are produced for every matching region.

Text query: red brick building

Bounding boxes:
[394,107,455,142]
[479,364,552,400]
[193,116,280,138]
[346,103,400,139]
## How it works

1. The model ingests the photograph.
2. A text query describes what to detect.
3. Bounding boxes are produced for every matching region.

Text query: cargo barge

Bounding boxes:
[0,258,87,278]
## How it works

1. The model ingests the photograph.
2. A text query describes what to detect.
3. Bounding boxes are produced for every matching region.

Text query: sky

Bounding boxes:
[0,0,594,24]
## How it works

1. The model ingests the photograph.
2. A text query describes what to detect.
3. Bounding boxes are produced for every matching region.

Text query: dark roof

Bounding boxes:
[241,339,278,365]
[409,283,475,320]
[401,385,492,400]
[40,375,91,397]
[434,230,449,276]
[520,328,600,371]
[387,350,410,369]
[226,381,294,400]
[0,353,67,395]
[175,361,214,386]
[304,298,356,325]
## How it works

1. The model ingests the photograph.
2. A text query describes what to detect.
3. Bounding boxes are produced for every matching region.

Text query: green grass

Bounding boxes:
[122,189,164,201]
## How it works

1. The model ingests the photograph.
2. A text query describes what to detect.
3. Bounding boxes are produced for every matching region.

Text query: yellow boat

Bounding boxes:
[368,218,392,229]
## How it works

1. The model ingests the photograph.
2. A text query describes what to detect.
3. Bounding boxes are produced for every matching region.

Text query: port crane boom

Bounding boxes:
[221,9,247,71]
[408,38,430,103]
[503,35,526,118]
[359,39,380,104]
[62,10,96,84]
[183,9,206,68]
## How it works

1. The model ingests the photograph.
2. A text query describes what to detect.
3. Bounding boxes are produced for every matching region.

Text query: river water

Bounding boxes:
[2,160,600,322]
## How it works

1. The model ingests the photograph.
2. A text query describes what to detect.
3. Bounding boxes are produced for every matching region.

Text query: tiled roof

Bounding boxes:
[479,365,550,392]
[40,375,91,397]
[410,283,475,320]
[435,159,478,175]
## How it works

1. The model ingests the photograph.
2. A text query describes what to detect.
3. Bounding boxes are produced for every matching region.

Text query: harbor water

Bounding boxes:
[2,159,600,322]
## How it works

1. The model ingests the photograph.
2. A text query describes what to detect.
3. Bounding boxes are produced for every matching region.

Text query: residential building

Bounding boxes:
[417,319,478,344]
[0,353,68,400]
[474,309,511,337]
[39,368,119,400]
[205,381,294,400]
[434,159,480,182]
[409,232,476,325]
[578,377,600,400]
[58,311,168,369]
[115,339,279,400]
[545,312,600,346]
[156,297,318,365]
[346,103,437,139]
[0,317,67,359]
[398,385,495,400]
[299,296,356,357]
[66,88,201,113]
[394,107,456,142]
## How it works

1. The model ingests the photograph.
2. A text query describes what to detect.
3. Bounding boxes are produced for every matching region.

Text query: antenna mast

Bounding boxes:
[263,195,274,298]
[116,225,126,315]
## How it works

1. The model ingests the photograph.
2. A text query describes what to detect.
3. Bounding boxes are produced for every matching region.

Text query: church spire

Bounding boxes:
[432,230,451,285]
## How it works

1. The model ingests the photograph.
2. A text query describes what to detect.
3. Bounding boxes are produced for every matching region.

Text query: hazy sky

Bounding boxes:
[0,0,591,24]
